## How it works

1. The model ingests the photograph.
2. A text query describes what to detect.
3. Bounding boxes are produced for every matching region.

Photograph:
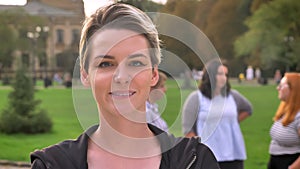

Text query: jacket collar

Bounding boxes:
[80,124,175,168]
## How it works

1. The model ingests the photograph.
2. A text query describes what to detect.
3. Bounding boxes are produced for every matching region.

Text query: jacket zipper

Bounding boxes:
[186,152,197,169]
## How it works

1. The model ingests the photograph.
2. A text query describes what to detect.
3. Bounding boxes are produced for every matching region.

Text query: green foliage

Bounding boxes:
[160,0,252,75]
[0,9,46,68]
[0,68,52,134]
[204,0,250,67]
[160,0,205,69]
[0,23,17,68]
[250,0,272,13]
[234,0,300,71]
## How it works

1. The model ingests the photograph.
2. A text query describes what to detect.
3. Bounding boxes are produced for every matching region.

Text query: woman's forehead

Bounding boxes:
[89,29,147,53]
[218,65,228,72]
[92,29,141,45]
[280,77,287,84]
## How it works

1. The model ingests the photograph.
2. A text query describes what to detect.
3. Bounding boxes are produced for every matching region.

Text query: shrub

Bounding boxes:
[0,67,52,134]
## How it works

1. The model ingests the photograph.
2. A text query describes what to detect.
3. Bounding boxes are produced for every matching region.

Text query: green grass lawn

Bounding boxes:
[0,88,83,161]
[0,79,280,169]
[234,84,279,169]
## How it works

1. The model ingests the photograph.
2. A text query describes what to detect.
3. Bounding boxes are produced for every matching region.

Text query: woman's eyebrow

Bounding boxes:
[93,53,147,61]
[128,53,147,59]
[94,55,114,60]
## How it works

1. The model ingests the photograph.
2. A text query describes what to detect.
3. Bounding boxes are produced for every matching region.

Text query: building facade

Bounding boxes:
[0,0,85,79]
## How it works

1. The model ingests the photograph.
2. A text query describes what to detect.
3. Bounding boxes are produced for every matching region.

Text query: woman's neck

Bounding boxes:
[213,88,221,96]
[90,116,161,157]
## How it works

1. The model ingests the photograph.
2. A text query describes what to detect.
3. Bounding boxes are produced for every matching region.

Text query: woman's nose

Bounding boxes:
[113,65,131,84]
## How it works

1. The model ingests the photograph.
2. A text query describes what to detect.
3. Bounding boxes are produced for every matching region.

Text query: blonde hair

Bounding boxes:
[273,72,300,126]
[79,3,161,72]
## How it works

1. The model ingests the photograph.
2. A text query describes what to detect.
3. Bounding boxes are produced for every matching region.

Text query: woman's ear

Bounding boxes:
[151,66,159,87]
[80,69,90,87]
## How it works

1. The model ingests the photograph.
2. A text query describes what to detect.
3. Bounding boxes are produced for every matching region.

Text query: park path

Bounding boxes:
[0,166,30,169]
[0,160,30,169]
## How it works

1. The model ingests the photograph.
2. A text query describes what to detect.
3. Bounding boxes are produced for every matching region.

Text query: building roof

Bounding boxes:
[0,1,75,17]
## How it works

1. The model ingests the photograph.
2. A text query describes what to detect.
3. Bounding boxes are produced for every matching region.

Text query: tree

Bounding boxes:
[0,16,17,70]
[160,0,204,69]
[234,0,300,72]
[250,0,272,13]
[0,67,52,134]
[0,9,46,70]
[203,0,251,75]
[159,0,253,76]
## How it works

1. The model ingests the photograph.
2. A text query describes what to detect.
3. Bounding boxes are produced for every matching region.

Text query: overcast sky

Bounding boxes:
[0,0,167,16]
[83,0,167,16]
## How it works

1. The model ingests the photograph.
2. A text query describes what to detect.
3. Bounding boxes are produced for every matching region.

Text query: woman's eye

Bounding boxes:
[98,62,113,68]
[129,61,146,67]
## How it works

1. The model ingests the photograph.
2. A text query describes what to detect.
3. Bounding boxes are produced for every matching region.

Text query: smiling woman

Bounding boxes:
[30,3,220,169]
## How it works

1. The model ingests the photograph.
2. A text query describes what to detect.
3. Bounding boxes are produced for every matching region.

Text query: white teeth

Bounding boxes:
[111,92,134,96]
[114,93,130,96]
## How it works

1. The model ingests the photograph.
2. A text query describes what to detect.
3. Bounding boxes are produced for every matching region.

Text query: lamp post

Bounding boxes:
[27,26,49,85]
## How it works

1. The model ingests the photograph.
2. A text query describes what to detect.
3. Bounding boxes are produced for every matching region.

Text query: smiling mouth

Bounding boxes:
[109,91,136,97]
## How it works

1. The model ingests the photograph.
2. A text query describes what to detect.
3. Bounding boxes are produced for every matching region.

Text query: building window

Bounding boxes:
[71,29,80,45]
[56,29,64,44]
[39,53,47,67]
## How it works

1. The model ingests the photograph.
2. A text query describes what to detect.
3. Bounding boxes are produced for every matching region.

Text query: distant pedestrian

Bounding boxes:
[246,65,254,80]
[255,67,261,80]
[53,72,63,85]
[274,69,282,84]
[43,76,52,88]
[238,73,245,83]
[63,72,72,88]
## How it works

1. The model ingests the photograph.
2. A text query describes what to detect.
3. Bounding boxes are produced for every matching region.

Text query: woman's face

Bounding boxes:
[82,29,158,120]
[277,77,290,101]
[215,65,228,89]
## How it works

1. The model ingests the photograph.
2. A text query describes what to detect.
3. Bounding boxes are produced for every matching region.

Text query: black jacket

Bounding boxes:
[31,124,220,169]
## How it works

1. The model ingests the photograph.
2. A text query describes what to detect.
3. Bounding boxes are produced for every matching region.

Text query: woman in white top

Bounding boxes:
[268,73,300,169]
[182,59,252,169]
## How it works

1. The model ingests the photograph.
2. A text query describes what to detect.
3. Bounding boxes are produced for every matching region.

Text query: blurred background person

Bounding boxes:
[274,69,282,84]
[268,73,300,169]
[246,65,254,81]
[182,59,253,169]
[255,67,261,80]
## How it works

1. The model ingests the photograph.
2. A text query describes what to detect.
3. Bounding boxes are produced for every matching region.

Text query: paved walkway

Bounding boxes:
[0,160,30,169]
[0,166,30,169]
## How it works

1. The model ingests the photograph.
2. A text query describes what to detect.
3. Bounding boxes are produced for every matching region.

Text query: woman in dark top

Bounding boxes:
[30,3,220,169]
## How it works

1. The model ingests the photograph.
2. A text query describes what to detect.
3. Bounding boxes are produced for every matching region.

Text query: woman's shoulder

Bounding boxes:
[31,133,88,168]
[165,136,219,169]
[188,90,199,97]
[229,89,240,96]
[30,134,88,168]
[185,90,200,102]
[294,111,300,122]
[30,126,97,169]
